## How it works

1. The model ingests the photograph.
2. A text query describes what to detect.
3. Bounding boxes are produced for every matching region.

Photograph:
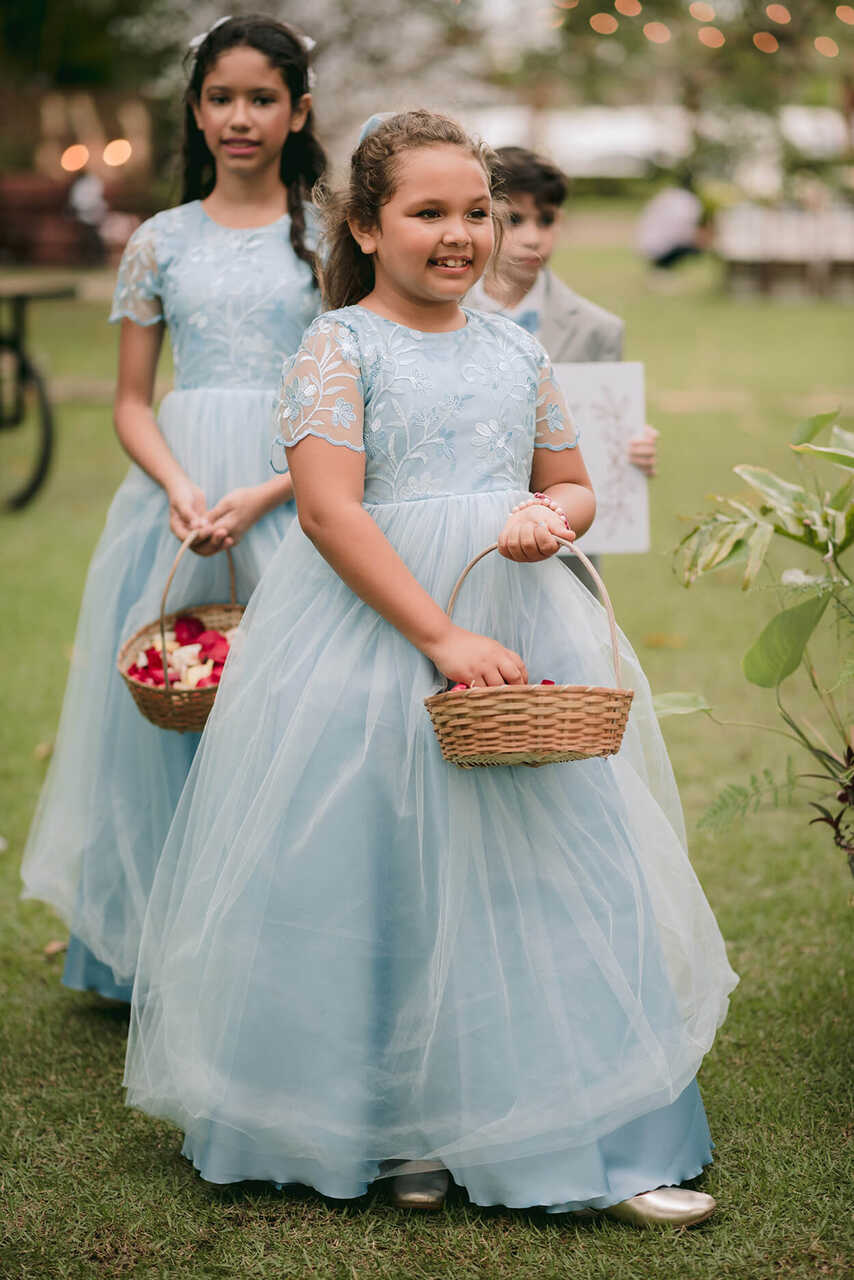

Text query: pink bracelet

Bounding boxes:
[510,493,571,530]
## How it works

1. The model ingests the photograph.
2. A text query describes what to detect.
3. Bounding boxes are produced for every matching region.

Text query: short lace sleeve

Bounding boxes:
[534,360,579,451]
[271,318,365,467]
[109,222,163,326]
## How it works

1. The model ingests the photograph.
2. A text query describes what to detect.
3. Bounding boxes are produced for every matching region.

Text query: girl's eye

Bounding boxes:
[467,209,488,220]
[209,95,229,105]
[416,209,441,219]
[254,96,276,106]
[508,212,522,226]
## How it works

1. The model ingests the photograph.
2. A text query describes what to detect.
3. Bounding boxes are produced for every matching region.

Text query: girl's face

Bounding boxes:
[353,144,494,308]
[193,46,310,180]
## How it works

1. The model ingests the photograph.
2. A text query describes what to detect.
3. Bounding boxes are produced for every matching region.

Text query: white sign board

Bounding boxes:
[552,361,649,557]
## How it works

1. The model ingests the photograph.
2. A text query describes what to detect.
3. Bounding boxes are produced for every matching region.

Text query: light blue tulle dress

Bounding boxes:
[20,201,320,1000]
[124,307,737,1210]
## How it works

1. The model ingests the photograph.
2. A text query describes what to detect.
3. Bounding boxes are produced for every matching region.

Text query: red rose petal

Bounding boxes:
[144,646,163,672]
[196,675,216,688]
[541,679,556,686]
[127,663,140,678]
[450,683,468,692]
[175,615,205,645]
[197,630,229,662]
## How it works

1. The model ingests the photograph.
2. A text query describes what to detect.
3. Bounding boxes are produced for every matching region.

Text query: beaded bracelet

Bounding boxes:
[510,493,571,530]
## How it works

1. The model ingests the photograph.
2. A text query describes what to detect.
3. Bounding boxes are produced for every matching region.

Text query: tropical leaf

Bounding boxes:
[653,692,712,719]
[790,409,840,446]
[790,443,854,472]
[830,425,854,453]
[741,521,775,590]
[742,592,830,688]
[827,477,853,512]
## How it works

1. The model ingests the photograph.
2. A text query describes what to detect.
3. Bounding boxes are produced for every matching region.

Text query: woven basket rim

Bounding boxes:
[425,682,633,705]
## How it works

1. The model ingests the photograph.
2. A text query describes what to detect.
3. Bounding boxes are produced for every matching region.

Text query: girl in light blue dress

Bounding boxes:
[21,17,325,1001]
[125,112,737,1225]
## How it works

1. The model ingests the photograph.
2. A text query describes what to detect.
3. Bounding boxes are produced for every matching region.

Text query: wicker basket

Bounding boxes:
[424,539,634,768]
[116,532,244,733]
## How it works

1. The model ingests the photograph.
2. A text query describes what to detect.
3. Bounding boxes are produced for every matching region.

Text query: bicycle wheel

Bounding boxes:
[0,350,54,510]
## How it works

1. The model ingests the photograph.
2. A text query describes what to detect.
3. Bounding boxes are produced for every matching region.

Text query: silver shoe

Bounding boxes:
[603,1186,716,1227]
[389,1169,449,1211]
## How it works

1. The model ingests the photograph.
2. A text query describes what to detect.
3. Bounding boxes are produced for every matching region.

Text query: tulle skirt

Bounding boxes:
[21,387,294,986]
[125,487,737,1203]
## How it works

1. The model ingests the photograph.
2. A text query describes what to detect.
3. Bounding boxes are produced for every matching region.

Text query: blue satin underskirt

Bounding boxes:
[181,1079,711,1211]
[62,934,133,1003]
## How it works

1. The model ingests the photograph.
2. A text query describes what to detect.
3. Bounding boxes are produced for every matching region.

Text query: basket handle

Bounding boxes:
[158,532,236,701]
[444,537,625,690]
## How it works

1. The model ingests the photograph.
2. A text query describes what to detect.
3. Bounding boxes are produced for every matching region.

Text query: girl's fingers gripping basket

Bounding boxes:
[424,537,633,768]
[116,531,244,733]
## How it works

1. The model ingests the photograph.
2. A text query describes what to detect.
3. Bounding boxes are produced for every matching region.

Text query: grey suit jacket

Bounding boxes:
[538,270,624,364]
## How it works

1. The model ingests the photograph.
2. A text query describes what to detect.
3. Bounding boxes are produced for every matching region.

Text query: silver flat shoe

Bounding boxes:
[602,1186,716,1227]
[389,1169,449,1211]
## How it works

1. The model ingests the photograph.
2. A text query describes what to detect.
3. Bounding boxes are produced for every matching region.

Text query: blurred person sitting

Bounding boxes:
[68,168,108,266]
[637,173,705,271]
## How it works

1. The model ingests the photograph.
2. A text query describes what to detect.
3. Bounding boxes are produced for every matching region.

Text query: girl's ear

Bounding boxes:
[347,217,378,256]
[290,94,312,135]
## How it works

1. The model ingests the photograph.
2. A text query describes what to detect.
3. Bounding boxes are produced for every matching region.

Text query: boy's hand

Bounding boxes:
[424,623,528,687]
[627,424,659,477]
[190,486,265,556]
[498,505,572,563]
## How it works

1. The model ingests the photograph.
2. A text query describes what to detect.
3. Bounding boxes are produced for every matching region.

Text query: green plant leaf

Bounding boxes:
[742,521,775,589]
[653,692,712,719]
[742,593,831,688]
[733,466,814,537]
[791,408,839,446]
[830,425,854,453]
[790,444,854,471]
[826,477,853,512]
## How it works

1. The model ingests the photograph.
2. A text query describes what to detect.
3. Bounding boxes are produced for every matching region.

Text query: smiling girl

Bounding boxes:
[124,111,735,1225]
[21,16,326,1001]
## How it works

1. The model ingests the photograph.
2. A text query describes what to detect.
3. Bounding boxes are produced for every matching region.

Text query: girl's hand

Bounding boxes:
[190,486,264,556]
[627,424,659,477]
[498,505,573,563]
[167,478,210,543]
[424,623,528,687]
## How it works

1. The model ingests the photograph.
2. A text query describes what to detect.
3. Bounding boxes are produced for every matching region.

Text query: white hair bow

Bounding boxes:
[188,15,231,54]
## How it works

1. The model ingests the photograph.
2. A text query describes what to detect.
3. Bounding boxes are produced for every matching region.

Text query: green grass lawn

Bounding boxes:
[1,245,852,1279]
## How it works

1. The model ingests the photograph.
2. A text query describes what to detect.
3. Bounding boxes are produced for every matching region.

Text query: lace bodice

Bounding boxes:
[273,307,579,504]
[109,202,320,391]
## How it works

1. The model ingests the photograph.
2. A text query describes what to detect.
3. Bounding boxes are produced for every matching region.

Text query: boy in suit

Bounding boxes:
[468,147,658,587]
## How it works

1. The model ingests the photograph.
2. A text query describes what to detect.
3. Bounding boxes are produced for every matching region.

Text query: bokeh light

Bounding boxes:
[643,21,671,44]
[689,3,715,20]
[103,139,132,167]
[698,26,725,48]
[837,6,854,25]
[753,31,779,53]
[590,12,618,33]
[765,4,790,22]
[814,36,840,57]
[60,144,89,172]
[615,0,642,16]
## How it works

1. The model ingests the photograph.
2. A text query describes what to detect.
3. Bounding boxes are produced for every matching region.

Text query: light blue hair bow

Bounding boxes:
[358,113,395,144]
